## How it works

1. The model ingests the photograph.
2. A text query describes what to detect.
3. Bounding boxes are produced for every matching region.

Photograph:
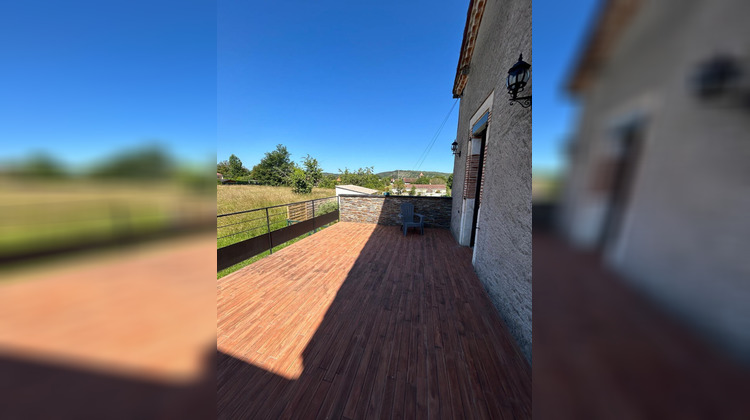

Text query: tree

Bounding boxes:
[409,186,416,196]
[337,167,384,190]
[302,155,323,187]
[22,153,67,178]
[394,179,406,195]
[447,173,453,189]
[217,160,230,176]
[318,175,336,189]
[415,175,431,184]
[290,154,325,194]
[289,167,312,194]
[250,144,295,186]
[227,154,248,179]
[88,146,173,180]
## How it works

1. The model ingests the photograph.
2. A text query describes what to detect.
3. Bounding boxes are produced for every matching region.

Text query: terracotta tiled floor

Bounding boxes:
[218,222,531,419]
[0,235,216,419]
[533,232,750,419]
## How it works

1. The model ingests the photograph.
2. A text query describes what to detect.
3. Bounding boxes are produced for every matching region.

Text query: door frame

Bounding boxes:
[470,129,487,247]
[458,92,494,247]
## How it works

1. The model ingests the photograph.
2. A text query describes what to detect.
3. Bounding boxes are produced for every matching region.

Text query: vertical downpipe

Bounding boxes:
[266,207,272,254]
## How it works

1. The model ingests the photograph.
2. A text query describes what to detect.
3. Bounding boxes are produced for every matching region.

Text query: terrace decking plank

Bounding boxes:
[363,281,403,420]
[273,368,325,419]
[346,278,394,418]
[378,290,406,420]
[217,222,530,419]
[390,287,412,420]
[533,232,750,419]
[323,230,395,384]
[340,286,389,418]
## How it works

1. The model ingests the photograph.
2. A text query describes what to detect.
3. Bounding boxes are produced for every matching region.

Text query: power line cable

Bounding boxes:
[412,99,459,173]
[413,99,458,171]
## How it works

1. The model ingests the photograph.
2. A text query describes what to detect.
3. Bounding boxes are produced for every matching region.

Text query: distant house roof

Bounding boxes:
[403,178,418,183]
[412,184,446,192]
[336,184,379,195]
[217,172,223,179]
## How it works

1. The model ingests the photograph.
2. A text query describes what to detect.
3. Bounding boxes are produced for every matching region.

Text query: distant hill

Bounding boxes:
[532,170,562,202]
[376,170,451,180]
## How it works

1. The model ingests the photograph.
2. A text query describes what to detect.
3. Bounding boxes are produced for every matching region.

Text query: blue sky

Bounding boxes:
[0,0,216,168]
[533,0,601,174]
[1,0,601,175]
[218,0,466,174]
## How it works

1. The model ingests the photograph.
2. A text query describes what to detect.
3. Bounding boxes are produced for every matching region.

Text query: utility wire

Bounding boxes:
[413,99,458,171]
[412,99,459,173]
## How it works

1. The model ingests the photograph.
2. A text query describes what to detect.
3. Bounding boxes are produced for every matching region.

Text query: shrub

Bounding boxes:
[316,200,338,215]
[289,167,312,194]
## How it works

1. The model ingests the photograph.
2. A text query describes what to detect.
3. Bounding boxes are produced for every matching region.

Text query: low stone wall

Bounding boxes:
[339,195,452,228]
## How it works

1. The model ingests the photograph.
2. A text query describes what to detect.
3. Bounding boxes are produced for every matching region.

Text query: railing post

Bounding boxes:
[312,199,317,232]
[266,207,273,254]
[337,195,341,222]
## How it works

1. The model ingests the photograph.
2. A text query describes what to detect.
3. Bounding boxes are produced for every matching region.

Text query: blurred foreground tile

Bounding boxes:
[533,231,750,419]
[0,234,216,419]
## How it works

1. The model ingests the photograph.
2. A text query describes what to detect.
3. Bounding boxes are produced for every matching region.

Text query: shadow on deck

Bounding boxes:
[533,231,750,419]
[217,222,531,419]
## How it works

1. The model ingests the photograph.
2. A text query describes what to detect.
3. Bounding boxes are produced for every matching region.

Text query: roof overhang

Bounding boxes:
[452,0,488,98]
[567,0,643,95]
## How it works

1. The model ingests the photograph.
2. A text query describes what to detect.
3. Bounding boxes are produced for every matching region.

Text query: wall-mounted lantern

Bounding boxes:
[451,140,461,157]
[691,54,743,101]
[507,54,532,108]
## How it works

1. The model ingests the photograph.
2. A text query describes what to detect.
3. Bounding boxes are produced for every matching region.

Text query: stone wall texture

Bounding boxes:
[339,196,452,228]
[559,0,750,363]
[450,0,532,362]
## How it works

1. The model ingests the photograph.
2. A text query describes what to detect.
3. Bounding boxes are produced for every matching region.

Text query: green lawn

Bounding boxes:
[216,184,338,278]
[0,180,213,259]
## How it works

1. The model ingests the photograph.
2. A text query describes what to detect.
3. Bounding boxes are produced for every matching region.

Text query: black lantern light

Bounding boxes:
[692,54,742,100]
[507,54,532,108]
[451,140,461,157]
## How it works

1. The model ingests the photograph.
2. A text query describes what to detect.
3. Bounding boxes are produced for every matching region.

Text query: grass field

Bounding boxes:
[532,172,562,203]
[217,185,338,278]
[0,179,214,262]
[217,185,335,214]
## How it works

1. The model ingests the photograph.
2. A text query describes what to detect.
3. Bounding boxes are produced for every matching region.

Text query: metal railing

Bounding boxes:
[217,196,339,271]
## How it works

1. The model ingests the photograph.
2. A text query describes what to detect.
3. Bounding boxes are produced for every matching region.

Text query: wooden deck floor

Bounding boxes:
[217,222,531,419]
[0,235,216,419]
[533,232,750,419]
